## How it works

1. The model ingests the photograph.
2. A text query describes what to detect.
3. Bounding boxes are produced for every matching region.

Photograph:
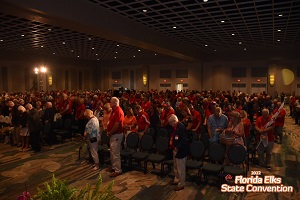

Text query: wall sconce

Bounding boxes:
[142,75,147,86]
[48,75,53,86]
[269,74,275,87]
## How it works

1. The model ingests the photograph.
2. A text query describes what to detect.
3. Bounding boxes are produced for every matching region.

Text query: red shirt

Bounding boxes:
[191,110,202,131]
[160,108,175,127]
[136,110,150,132]
[141,101,151,113]
[255,115,274,142]
[273,108,286,127]
[107,106,124,133]
[242,118,251,138]
[76,103,86,120]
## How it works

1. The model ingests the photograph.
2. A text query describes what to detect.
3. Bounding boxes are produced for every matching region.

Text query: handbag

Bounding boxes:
[89,137,97,143]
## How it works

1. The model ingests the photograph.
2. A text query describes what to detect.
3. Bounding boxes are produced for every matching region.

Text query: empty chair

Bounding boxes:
[120,132,139,170]
[202,142,226,184]
[146,136,169,176]
[157,128,168,138]
[54,118,72,143]
[223,144,247,177]
[131,134,154,173]
[186,141,205,183]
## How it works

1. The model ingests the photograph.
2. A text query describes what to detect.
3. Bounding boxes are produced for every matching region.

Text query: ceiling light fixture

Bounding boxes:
[41,45,43,48]
[205,44,208,46]
[115,52,118,53]
[96,54,98,56]
[143,9,147,12]
[277,40,280,41]
[71,50,74,52]
[232,33,235,36]
[0,39,3,42]
[117,44,119,47]
[133,55,136,57]
[52,52,55,54]
[214,50,217,51]
[21,34,24,37]
[239,42,242,44]
[97,59,99,60]
[138,49,141,51]
[221,20,225,23]
[62,42,65,45]
[173,26,177,29]
[114,57,117,59]
[203,0,208,2]
[92,47,95,49]
[77,55,80,57]
[154,54,157,56]
[88,38,92,40]
[48,28,51,31]
[278,14,283,17]
[244,48,246,50]
[278,29,281,32]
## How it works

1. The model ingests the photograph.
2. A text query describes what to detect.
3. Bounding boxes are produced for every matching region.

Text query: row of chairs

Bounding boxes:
[97,130,248,185]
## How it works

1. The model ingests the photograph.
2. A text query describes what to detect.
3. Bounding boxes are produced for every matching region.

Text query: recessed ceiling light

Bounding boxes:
[279,14,283,17]
[232,33,235,36]
[48,28,51,31]
[97,58,99,60]
[71,50,74,52]
[173,26,177,29]
[221,20,225,23]
[239,42,242,44]
[96,53,98,56]
[214,50,217,51]
[155,54,157,56]
[88,38,92,40]
[92,47,95,50]
[115,52,118,54]
[62,42,65,44]
[41,45,43,48]
[244,48,246,50]
[278,29,281,32]
[277,40,280,41]
[21,34,24,37]
[143,9,147,12]
[138,49,141,51]
[0,39,3,42]
[117,44,119,47]
[203,0,208,2]
[205,44,208,46]
[114,57,117,59]
[133,55,136,57]
[52,52,55,54]
[77,55,80,57]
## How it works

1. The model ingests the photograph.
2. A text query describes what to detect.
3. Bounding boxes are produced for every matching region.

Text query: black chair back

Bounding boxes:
[227,144,247,165]
[155,136,169,154]
[126,132,139,149]
[190,141,205,159]
[208,142,226,162]
[157,128,168,138]
[140,134,154,151]
[200,132,210,149]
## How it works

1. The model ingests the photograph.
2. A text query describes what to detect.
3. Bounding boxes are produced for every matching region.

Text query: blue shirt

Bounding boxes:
[85,117,100,139]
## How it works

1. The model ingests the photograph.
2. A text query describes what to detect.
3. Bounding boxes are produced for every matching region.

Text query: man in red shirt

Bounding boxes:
[141,95,151,114]
[273,102,286,144]
[160,102,175,127]
[188,104,202,133]
[255,109,275,169]
[134,105,150,139]
[106,97,124,177]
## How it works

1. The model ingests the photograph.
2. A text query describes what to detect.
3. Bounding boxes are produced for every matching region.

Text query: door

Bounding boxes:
[176,83,183,92]
[251,83,266,94]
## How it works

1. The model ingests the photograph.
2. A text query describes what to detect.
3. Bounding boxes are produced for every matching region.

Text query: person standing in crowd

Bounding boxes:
[106,97,124,177]
[240,110,252,148]
[207,107,228,143]
[134,105,150,140]
[75,98,86,136]
[149,104,160,135]
[42,102,55,146]
[94,101,104,137]
[294,96,300,124]
[255,109,275,169]
[60,93,73,122]
[273,102,286,144]
[84,109,100,170]
[123,107,137,148]
[25,103,43,152]
[18,105,29,150]
[168,114,188,191]
[160,102,175,128]
[9,101,21,147]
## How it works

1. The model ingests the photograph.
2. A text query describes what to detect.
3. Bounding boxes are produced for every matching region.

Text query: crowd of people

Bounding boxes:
[0,88,293,190]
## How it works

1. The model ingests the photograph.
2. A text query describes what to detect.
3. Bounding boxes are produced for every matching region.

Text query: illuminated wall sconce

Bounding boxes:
[269,74,275,87]
[143,74,147,86]
[257,79,261,82]
[237,79,241,82]
[180,79,183,82]
[48,75,53,86]
[163,79,167,82]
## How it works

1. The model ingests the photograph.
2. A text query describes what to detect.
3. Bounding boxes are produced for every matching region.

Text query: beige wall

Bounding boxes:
[0,57,299,96]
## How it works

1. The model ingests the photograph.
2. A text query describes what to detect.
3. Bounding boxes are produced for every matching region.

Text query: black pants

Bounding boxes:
[30,130,41,152]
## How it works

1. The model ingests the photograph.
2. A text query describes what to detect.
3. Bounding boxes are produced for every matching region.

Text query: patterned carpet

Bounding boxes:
[0,113,299,200]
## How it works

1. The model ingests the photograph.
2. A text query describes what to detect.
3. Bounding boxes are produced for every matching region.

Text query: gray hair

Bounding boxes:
[168,114,178,123]
[84,109,93,117]
[262,108,269,114]
[111,97,119,106]
[25,103,33,110]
